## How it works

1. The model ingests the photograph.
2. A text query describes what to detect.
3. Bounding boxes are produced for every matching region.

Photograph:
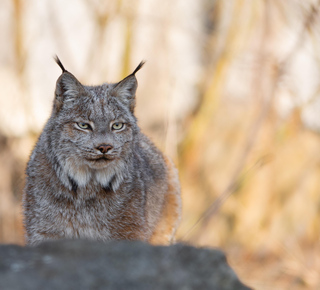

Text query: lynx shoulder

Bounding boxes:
[23,57,181,246]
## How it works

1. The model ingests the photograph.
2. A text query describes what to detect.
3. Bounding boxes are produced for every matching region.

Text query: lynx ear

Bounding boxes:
[54,56,86,112]
[112,61,145,112]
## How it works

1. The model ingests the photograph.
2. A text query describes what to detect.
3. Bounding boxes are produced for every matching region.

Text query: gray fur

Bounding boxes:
[23,58,181,246]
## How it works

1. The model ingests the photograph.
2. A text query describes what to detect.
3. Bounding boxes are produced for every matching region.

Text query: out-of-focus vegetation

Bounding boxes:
[0,0,320,289]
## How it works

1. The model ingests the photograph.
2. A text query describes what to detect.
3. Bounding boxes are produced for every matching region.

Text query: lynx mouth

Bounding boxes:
[87,156,115,162]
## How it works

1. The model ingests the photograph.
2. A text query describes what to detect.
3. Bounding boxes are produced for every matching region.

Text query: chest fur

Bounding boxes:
[40,190,147,241]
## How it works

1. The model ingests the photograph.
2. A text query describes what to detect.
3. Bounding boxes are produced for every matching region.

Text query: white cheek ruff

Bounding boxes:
[64,157,92,188]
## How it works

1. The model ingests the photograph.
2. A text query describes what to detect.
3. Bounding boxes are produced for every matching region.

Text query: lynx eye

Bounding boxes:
[112,122,124,130]
[77,122,90,130]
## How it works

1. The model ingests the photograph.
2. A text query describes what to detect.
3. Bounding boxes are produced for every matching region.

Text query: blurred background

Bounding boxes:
[1,0,320,288]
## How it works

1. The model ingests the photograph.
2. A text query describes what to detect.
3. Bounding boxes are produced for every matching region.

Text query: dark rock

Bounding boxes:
[0,240,250,290]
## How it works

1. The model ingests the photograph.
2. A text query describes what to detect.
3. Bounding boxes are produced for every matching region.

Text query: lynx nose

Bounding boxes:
[97,144,113,153]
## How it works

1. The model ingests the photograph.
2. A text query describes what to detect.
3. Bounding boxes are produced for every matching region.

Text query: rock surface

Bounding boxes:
[0,240,250,290]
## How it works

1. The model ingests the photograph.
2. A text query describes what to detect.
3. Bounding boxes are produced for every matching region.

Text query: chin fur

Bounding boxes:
[94,160,126,191]
[59,155,127,192]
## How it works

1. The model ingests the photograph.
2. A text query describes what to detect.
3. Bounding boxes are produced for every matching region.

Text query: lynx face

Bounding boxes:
[58,88,136,169]
[49,61,144,190]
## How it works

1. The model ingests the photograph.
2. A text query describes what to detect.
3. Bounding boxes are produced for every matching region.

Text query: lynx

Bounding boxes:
[23,57,181,246]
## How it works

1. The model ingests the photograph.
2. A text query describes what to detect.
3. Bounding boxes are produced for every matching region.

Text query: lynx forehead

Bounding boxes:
[68,90,136,126]
[23,57,181,246]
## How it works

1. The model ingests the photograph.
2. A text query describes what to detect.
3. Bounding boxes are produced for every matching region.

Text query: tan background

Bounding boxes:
[1,0,320,289]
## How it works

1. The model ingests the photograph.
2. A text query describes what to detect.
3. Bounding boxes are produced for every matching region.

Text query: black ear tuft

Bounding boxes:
[54,55,67,73]
[54,63,85,112]
[131,61,146,75]
[112,61,145,113]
